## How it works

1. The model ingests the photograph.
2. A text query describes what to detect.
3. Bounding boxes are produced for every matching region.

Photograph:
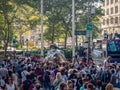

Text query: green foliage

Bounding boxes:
[0,45,3,49]
[0,0,103,52]
[43,0,103,44]
[64,48,72,59]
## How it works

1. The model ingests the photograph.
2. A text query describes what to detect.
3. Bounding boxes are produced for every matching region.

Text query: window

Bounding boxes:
[107,0,109,5]
[110,18,114,24]
[111,0,114,4]
[111,7,113,14]
[115,17,118,24]
[115,6,118,13]
[102,10,105,15]
[115,0,118,2]
[103,1,105,6]
[103,19,105,25]
[107,18,109,25]
[106,9,109,15]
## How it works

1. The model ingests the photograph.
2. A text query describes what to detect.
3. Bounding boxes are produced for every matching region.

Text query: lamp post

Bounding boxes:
[40,0,44,56]
[87,0,95,63]
[72,0,75,57]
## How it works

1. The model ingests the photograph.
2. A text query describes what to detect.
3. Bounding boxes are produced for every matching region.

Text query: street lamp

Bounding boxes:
[40,0,44,56]
[87,0,95,63]
[72,0,75,57]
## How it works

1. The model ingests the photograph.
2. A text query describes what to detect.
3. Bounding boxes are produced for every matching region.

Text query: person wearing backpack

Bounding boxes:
[111,69,116,87]
[44,67,51,90]
[21,75,33,90]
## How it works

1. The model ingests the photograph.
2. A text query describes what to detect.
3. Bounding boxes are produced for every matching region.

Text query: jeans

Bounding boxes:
[44,82,51,90]
[116,82,120,88]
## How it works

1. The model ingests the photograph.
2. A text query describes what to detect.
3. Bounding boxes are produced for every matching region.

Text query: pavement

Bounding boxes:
[115,88,120,90]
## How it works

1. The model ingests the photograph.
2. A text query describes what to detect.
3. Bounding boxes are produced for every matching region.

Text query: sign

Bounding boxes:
[107,40,120,57]
[86,30,92,38]
[86,24,93,31]
[109,41,117,52]
[75,30,86,35]
[28,41,34,47]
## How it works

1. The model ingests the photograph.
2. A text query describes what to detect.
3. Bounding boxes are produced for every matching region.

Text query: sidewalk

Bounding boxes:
[115,88,120,90]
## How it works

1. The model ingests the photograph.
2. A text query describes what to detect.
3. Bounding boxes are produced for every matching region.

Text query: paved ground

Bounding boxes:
[115,88,120,90]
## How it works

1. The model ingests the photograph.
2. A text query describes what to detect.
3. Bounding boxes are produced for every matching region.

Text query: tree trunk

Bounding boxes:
[51,24,55,43]
[4,42,8,58]
[20,34,23,48]
[64,28,68,49]
[4,24,10,58]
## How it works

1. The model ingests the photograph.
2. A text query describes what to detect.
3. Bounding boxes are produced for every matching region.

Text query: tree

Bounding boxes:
[0,0,19,57]
[13,4,39,48]
[43,0,103,48]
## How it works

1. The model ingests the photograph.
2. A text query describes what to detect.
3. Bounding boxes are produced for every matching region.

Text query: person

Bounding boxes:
[32,82,44,90]
[116,68,120,88]
[87,83,95,90]
[104,56,111,68]
[105,80,115,90]
[0,87,3,90]
[67,80,75,90]
[4,77,18,90]
[111,69,116,87]
[35,63,44,85]
[58,82,67,90]
[21,65,29,82]
[21,75,33,90]
[80,81,88,90]
[0,64,8,79]
[53,72,63,90]
[44,67,51,90]
[0,76,5,89]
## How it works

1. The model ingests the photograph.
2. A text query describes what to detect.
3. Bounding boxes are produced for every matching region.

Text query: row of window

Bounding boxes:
[104,0,118,6]
[103,17,119,25]
[105,6,118,15]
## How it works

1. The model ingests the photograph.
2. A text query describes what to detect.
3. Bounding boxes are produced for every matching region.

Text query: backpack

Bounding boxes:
[22,80,32,90]
[44,71,50,82]
[111,74,116,86]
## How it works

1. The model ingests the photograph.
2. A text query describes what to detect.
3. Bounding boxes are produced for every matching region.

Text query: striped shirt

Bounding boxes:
[0,68,8,79]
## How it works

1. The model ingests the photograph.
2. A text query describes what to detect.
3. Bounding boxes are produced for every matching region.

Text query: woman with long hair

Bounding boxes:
[4,77,18,90]
[53,72,63,90]
[59,82,67,90]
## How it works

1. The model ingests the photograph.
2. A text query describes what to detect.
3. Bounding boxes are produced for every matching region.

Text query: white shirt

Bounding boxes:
[6,83,15,90]
[116,71,120,83]
[0,79,5,87]
[62,75,67,82]
[21,70,29,82]
[104,60,109,67]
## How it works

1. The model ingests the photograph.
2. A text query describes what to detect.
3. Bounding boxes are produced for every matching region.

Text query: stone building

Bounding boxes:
[102,0,120,38]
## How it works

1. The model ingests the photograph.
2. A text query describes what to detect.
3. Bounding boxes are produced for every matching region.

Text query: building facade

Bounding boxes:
[102,0,120,37]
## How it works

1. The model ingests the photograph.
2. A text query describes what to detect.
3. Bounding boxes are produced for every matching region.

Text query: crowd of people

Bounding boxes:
[0,55,119,90]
